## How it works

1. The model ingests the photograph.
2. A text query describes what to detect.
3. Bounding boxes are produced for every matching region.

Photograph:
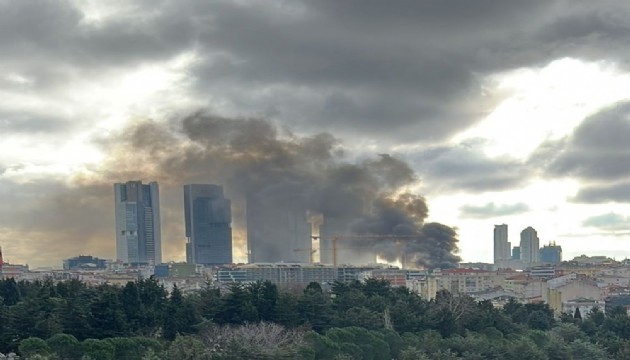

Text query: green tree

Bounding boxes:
[194,282,221,321]
[163,285,183,340]
[567,339,609,360]
[163,285,201,340]
[46,333,82,360]
[0,278,21,305]
[165,335,209,360]
[215,283,259,325]
[60,297,92,341]
[299,282,333,332]
[82,338,115,360]
[273,292,301,327]
[106,337,161,360]
[248,280,279,322]
[506,338,547,360]
[88,287,127,339]
[528,310,552,331]
[334,306,383,330]
[121,282,143,333]
[18,337,51,358]
[136,278,168,333]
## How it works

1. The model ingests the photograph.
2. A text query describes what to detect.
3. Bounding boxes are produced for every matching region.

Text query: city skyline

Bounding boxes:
[4,1,630,267]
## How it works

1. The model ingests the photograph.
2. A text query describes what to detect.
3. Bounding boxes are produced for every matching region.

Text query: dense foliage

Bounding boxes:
[0,277,629,359]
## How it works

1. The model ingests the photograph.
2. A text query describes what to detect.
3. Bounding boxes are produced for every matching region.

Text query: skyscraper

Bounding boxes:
[114,181,161,265]
[539,242,562,265]
[493,224,511,268]
[184,184,233,265]
[520,226,540,266]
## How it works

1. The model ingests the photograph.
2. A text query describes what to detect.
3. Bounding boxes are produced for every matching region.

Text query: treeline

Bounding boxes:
[1,277,630,359]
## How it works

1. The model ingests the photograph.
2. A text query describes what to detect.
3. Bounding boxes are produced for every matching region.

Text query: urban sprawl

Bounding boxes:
[1,181,627,319]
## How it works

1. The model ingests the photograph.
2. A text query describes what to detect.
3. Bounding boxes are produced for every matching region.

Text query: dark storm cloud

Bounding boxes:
[536,102,630,203]
[573,182,630,203]
[547,103,630,180]
[411,141,528,192]
[6,0,630,265]
[459,202,530,219]
[3,0,630,141]
[582,212,630,231]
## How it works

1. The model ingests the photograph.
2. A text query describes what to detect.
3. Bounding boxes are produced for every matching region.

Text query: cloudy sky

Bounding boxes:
[3,0,630,268]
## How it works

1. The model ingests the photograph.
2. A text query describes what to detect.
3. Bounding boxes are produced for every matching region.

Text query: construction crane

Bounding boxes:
[312,234,418,267]
[293,248,317,264]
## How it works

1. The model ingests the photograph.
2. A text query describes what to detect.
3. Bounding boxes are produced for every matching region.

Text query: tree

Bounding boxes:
[248,280,279,322]
[165,335,209,360]
[273,292,301,328]
[136,278,168,333]
[334,307,383,330]
[194,282,221,321]
[163,286,201,340]
[106,337,161,360]
[121,282,143,333]
[18,337,50,358]
[0,278,21,306]
[88,287,127,339]
[47,333,82,360]
[200,322,306,359]
[527,310,552,331]
[299,283,333,332]
[214,283,259,325]
[82,339,116,360]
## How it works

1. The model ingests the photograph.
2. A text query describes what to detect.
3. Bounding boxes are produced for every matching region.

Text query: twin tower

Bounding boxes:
[114,181,232,266]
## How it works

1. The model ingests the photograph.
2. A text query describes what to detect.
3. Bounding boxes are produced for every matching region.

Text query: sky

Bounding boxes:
[3,0,630,268]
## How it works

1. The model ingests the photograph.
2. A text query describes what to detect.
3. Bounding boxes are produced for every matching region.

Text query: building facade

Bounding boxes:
[494,224,511,269]
[114,181,162,265]
[63,255,107,270]
[520,226,539,267]
[540,243,562,265]
[184,184,233,265]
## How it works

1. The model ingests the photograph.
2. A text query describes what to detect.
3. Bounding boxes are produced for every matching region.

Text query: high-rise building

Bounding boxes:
[184,184,233,265]
[493,224,511,268]
[512,246,521,260]
[114,181,162,265]
[246,194,312,263]
[539,242,562,265]
[520,226,539,266]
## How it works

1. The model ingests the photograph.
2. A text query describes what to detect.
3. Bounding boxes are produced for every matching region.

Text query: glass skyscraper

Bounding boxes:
[114,181,162,265]
[184,184,233,265]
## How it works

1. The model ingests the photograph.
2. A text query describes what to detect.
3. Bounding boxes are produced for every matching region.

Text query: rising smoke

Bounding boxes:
[96,112,459,267]
[94,112,460,268]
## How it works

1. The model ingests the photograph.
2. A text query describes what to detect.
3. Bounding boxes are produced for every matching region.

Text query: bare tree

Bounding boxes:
[200,322,306,358]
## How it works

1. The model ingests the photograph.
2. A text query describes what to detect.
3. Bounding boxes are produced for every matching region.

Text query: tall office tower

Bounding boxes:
[184,184,233,265]
[246,194,312,263]
[493,224,511,268]
[114,181,162,265]
[520,226,540,266]
[539,242,562,265]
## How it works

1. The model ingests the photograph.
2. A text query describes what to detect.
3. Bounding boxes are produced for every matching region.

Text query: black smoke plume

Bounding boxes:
[93,112,460,268]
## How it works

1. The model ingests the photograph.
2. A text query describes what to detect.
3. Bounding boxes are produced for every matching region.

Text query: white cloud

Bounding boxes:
[455,58,630,160]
